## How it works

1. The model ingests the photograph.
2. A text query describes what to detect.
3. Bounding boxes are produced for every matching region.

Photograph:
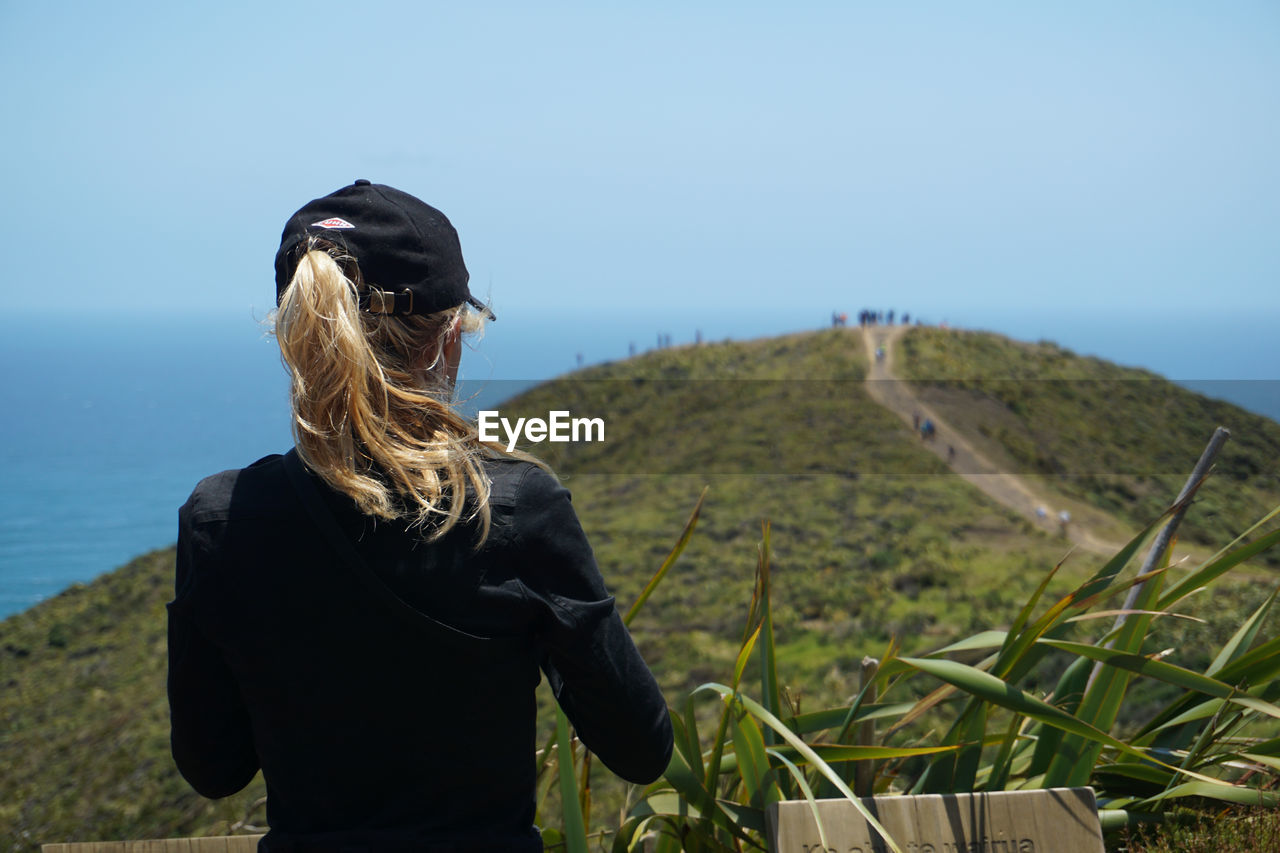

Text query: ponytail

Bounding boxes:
[275,240,493,543]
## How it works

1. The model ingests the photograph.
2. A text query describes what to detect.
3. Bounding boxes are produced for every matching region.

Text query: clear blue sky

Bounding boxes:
[3,2,1278,374]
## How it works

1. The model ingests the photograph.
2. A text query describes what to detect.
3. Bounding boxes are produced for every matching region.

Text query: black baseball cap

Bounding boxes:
[274,180,494,320]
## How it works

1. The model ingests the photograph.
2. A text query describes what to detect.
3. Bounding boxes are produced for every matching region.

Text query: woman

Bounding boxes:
[167,180,673,851]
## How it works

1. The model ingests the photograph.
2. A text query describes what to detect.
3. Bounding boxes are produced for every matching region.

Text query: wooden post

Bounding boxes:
[855,655,879,797]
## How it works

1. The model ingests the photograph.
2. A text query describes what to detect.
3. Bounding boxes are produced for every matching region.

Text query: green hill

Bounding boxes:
[897,326,1280,564]
[4,326,1278,848]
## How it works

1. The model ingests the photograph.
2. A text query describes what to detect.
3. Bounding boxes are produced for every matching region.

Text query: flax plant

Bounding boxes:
[545,458,1280,850]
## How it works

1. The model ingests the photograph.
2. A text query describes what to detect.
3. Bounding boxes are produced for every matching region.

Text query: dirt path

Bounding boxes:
[861,325,1125,556]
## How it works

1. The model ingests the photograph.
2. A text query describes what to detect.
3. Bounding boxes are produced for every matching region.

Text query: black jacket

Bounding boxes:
[168,450,672,851]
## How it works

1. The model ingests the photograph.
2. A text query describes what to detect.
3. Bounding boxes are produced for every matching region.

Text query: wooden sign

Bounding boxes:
[42,836,264,853]
[766,787,1104,853]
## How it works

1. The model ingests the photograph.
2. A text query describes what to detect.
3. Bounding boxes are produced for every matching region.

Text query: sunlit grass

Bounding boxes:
[545,485,1280,851]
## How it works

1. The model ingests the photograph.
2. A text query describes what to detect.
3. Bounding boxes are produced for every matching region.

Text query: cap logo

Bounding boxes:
[312,217,355,229]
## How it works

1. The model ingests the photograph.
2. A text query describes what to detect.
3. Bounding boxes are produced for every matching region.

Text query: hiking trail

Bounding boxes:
[860,324,1127,557]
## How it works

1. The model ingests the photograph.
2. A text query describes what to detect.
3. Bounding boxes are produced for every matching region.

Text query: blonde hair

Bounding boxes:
[274,239,494,543]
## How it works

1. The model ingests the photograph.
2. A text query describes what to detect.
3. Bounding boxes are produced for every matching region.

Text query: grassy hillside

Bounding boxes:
[4,326,1276,849]
[897,326,1280,564]
[1,548,267,847]
[500,331,1108,695]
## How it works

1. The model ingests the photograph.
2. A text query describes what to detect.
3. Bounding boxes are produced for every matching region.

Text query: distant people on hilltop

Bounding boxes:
[857,308,911,327]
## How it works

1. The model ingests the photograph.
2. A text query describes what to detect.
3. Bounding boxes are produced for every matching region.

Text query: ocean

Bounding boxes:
[1,310,1277,621]
[0,315,291,618]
